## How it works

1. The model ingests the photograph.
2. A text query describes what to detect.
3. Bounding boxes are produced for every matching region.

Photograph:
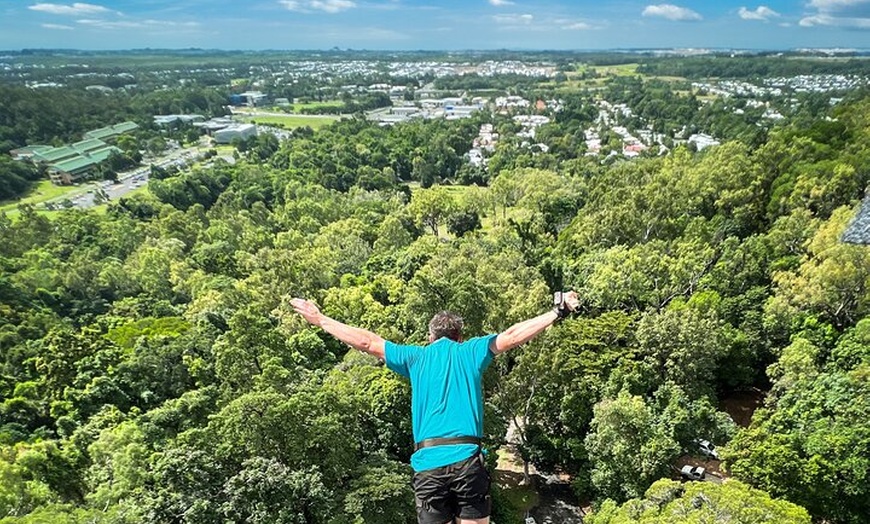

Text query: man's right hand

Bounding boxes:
[291,298,323,327]
[562,290,580,312]
[493,291,581,355]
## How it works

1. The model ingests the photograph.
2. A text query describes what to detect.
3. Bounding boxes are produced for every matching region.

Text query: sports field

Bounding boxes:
[237,114,340,130]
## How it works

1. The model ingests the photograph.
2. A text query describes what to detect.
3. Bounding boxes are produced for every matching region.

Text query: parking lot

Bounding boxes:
[47,147,203,211]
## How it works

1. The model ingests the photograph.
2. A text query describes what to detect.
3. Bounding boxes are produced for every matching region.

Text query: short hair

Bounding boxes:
[429,311,463,342]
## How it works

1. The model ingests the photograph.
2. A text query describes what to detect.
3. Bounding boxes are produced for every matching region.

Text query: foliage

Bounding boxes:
[5,54,870,524]
[723,332,870,523]
[584,392,680,501]
[586,478,811,524]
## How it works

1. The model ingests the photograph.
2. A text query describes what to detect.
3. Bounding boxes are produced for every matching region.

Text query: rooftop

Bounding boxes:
[10,145,52,154]
[83,121,139,140]
[71,138,107,153]
[34,146,79,163]
[49,144,121,174]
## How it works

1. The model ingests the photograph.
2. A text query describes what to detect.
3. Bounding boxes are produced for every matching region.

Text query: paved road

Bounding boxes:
[46,147,204,210]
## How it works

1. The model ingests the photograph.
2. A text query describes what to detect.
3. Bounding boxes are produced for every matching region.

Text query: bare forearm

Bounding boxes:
[318,315,385,359]
[291,297,386,359]
[493,310,559,354]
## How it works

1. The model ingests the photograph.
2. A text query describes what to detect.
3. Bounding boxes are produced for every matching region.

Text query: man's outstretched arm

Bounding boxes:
[491,291,579,355]
[291,298,386,359]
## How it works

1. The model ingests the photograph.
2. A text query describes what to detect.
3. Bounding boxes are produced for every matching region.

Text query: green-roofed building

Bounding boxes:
[71,138,108,153]
[42,141,122,185]
[34,146,79,164]
[28,121,139,185]
[10,145,53,161]
[84,121,139,141]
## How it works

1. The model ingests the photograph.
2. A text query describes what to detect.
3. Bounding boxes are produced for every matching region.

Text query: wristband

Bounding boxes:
[552,306,570,321]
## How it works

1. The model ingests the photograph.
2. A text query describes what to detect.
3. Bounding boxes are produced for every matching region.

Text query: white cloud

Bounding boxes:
[800,13,870,27]
[738,6,780,21]
[565,22,592,30]
[642,4,702,21]
[311,0,355,12]
[77,18,199,29]
[29,2,111,15]
[489,0,515,6]
[493,13,533,24]
[280,0,356,13]
[808,0,870,11]
[802,0,870,28]
[41,22,74,29]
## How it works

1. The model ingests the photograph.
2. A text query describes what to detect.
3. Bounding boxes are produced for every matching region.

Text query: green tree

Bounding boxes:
[584,392,680,501]
[765,205,870,329]
[406,186,456,236]
[84,421,148,512]
[586,478,811,524]
[724,334,870,523]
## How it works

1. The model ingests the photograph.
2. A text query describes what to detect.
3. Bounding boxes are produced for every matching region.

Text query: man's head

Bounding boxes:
[428,311,463,342]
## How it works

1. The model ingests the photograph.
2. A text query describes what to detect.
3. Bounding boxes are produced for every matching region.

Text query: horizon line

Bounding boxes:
[3,46,870,54]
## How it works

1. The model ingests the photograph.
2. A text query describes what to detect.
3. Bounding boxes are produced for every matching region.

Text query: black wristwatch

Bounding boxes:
[551,305,570,321]
[552,291,573,322]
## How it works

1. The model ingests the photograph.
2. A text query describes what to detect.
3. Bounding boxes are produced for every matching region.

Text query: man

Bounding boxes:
[291,291,579,524]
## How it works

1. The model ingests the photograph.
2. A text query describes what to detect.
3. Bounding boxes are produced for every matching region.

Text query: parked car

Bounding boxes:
[694,439,719,460]
[680,465,705,481]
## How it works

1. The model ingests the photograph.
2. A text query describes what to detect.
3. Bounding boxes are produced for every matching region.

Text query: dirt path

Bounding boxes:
[495,421,586,523]
[720,388,765,428]
[529,478,586,524]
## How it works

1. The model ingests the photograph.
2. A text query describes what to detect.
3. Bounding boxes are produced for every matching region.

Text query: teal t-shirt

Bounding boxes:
[385,334,496,472]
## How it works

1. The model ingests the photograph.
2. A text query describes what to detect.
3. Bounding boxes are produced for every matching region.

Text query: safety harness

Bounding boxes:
[414,436,482,452]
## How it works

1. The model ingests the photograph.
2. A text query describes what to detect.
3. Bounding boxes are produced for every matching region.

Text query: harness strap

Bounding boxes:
[414,436,482,452]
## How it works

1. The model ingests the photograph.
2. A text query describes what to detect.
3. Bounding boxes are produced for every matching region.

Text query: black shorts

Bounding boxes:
[412,450,491,524]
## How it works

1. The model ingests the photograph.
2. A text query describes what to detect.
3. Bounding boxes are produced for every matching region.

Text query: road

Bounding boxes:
[44,146,205,211]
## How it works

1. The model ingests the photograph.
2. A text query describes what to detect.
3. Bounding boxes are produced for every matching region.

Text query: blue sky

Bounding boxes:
[3,1,870,50]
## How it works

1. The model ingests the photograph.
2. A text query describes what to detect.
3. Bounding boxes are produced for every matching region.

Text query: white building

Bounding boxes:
[214,124,258,144]
[154,114,205,126]
[688,133,720,151]
[239,91,268,106]
[445,105,481,119]
[496,96,530,109]
[392,106,420,116]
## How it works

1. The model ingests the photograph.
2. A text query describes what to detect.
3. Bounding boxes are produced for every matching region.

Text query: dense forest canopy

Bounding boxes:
[1,51,869,523]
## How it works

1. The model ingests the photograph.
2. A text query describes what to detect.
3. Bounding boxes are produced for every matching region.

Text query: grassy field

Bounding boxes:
[287,100,344,112]
[1,181,151,221]
[237,114,340,130]
[0,180,79,214]
[214,145,236,155]
[560,62,687,90]
[5,187,150,221]
[237,101,344,114]
[592,63,640,76]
